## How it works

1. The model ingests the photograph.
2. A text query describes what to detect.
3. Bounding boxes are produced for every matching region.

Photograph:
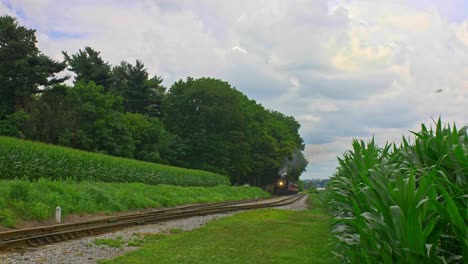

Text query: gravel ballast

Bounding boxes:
[0,195,309,264]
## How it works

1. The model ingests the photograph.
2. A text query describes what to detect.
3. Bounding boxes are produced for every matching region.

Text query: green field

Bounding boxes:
[104,194,335,264]
[0,179,269,228]
[0,136,229,186]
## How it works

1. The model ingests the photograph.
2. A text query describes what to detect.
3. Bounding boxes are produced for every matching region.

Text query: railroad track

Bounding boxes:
[0,194,305,251]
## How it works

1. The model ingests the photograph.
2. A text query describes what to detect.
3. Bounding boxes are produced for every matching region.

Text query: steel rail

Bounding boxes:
[0,194,305,251]
[0,197,267,242]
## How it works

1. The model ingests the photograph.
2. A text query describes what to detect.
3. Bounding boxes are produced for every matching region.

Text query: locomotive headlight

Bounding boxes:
[278,181,285,186]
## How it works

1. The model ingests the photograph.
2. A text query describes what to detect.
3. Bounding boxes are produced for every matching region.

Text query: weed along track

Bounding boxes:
[0,195,304,252]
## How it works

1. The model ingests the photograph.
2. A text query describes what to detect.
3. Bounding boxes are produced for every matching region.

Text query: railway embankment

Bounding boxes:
[0,180,269,230]
[0,195,311,264]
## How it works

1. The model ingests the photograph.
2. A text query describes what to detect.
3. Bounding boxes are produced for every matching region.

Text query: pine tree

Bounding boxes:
[0,15,67,116]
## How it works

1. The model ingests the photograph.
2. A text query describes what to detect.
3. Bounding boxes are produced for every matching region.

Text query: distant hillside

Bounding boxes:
[302,179,329,189]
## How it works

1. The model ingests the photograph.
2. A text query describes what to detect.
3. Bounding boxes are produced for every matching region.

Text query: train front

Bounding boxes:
[274,176,289,195]
[273,175,299,195]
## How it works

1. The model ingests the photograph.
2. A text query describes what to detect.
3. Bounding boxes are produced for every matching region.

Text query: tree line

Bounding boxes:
[0,15,307,185]
[302,179,329,189]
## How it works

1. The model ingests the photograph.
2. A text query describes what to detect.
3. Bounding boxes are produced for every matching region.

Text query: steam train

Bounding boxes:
[265,176,299,195]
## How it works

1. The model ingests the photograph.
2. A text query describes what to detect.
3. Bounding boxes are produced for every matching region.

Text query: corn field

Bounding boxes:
[328,120,467,263]
[0,136,230,187]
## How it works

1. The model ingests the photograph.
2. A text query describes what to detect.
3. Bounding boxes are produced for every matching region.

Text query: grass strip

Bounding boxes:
[93,237,125,249]
[0,179,269,228]
[104,194,335,264]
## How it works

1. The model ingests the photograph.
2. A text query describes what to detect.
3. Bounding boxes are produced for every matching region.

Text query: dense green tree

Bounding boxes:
[162,77,307,185]
[163,78,252,178]
[233,94,307,185]
[25,85,76,143]
[262,111,307,181]
[57,81,135,157]
[0,15,67,116]
[123,112,180,163]
[63,47,112,89]
[27,82,177,162]
[111,60,165,116]
[0,110,29,138]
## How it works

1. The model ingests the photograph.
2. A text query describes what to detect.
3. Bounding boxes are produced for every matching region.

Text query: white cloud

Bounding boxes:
[387,13,433,32]
[232,46,247,53]
[298,114,321,123]
[453,21,468,46]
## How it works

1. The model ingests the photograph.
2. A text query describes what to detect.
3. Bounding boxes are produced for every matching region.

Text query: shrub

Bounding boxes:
[0,209,16,228]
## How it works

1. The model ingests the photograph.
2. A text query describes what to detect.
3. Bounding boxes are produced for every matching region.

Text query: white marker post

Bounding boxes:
[55,206,61,224]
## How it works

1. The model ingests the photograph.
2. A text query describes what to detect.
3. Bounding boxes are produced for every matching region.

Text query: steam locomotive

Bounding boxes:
[265,176,299,195]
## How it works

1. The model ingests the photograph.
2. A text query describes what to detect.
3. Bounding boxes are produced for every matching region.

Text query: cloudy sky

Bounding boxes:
[2,0,467,179]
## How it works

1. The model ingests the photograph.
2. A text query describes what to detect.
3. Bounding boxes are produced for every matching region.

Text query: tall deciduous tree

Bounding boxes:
[162,77,307,185]
[63,47,112,89]
[26,82,178,163]
[163,77,251,178]
[59,81,135,157]
[0,15,67,116]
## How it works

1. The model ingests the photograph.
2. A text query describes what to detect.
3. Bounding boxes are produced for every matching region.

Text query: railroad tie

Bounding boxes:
[59,233,68,241]
[38,237,46,245]
[44,236,54,243]
[52,235,61,242]
[26,239,39,247]
[27,237,44,247]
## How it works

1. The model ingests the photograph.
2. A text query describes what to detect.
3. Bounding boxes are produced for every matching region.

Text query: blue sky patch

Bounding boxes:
[48,30,86,40]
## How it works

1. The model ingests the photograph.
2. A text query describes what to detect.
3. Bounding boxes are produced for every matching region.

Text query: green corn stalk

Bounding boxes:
[328,119,467,263]
[0,136,230,187]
